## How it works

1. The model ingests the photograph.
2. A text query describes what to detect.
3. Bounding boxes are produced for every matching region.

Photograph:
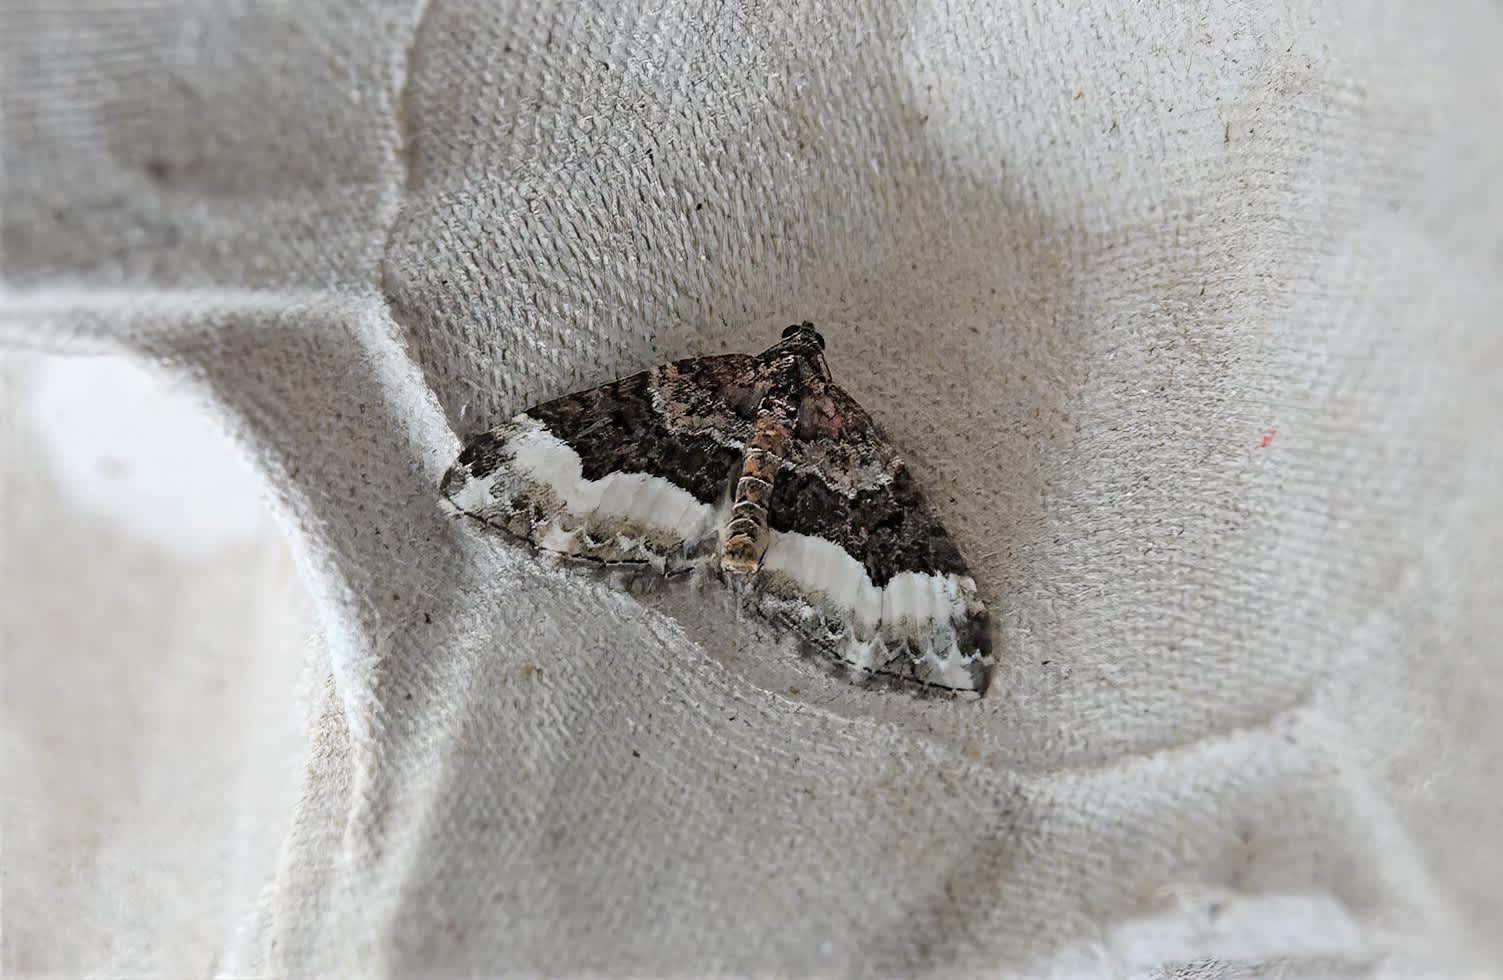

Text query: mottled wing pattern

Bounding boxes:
[752,380,993,692]
[440,355,760,573]
[441,331,993,696]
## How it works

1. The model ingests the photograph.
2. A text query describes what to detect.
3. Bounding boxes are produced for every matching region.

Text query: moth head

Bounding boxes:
[771,321,832,380]
[780,321,826,350]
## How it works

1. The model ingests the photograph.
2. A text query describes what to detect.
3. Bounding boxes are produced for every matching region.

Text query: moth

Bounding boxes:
[440,323,993,693]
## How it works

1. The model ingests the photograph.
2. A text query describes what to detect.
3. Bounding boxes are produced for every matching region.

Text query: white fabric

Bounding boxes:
[4,0,1502,975]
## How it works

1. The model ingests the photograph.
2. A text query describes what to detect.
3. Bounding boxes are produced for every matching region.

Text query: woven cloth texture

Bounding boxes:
[3,1,1501,976]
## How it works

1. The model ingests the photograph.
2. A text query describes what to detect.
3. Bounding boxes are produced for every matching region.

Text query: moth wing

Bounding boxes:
[755,382,993,692]
[441,354,760,573]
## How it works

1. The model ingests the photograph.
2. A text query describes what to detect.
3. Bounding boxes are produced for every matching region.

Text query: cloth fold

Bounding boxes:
[4,0,1501,975]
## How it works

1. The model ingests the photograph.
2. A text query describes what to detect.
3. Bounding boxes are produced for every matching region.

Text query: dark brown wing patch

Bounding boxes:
[770,381,971,585]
